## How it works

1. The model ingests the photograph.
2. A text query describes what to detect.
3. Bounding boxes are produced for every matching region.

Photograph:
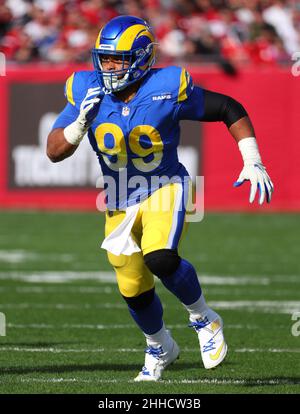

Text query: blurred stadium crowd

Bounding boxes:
[0,0,299,66]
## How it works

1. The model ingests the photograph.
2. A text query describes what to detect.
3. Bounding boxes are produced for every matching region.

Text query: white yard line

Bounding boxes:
[208,300,300,314]
[0,286,114,293]
[0,250,73,264]
[0,271,116,283]
[0,250,40,264]
[19,378,119,384]
[0,271,274,285]
[163,378,300,385]
[1,300,299,314]
[0,347,106,353]
[2,322,273,330]
[0,346,299,354]
[16,377,300,385]
[6,323,134,330]
[0,271,299,285]
[1,303,126,309]
[17,286,114,293]
[235,348,300,353]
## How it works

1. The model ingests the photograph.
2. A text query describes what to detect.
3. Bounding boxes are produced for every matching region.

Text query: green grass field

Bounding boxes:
[0,211,299,394]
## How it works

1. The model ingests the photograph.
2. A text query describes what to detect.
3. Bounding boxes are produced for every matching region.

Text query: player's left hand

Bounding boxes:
[233,163,274,205]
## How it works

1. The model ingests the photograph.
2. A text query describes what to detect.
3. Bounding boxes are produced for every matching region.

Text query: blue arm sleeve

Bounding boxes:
[176,86,205,121]
[51,102,79,130]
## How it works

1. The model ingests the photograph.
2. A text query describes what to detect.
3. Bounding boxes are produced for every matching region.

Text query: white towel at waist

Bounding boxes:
[101,203,141,256]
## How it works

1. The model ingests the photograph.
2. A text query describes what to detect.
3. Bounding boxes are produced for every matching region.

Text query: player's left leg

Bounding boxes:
[107,249,180,381]
[141,182,227,369]
[105,210,179,381]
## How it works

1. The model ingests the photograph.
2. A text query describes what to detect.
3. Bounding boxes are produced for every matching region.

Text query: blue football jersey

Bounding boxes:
[52,66,205,209]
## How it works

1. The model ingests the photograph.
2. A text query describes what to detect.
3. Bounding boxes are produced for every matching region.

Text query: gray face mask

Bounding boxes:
[101,70,130,92]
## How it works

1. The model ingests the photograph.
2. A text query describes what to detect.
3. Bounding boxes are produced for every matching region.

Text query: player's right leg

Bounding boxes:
[140,183,227,370]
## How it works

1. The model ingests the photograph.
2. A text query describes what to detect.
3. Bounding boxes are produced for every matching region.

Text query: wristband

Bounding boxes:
[238,137,262,165]
[63,121,87,146]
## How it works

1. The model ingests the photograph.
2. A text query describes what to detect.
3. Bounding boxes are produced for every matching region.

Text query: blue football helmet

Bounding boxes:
[92,15,157,92]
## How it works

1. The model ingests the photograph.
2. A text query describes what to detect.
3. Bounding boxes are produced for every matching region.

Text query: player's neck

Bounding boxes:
[114,79,143,103]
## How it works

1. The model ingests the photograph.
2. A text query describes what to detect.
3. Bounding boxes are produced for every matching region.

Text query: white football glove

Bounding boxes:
[64,87,105,145]
[234,137,274,205]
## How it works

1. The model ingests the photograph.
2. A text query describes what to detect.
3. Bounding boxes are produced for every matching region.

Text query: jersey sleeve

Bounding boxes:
[51,102,79,130]
[176,67,194,104]
[64,72,76,106]
[51,71,89,130]
[64,71,87,110]
[176,85,205,121]
[173,67,205,121]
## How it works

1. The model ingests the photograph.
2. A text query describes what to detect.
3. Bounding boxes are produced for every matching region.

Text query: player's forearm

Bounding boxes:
[47,128,78,163]
[228,115,256,143]
[228,116,263,166]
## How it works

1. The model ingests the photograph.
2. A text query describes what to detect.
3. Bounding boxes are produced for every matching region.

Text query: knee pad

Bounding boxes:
[144,249,181,278]
[122,288,155,311]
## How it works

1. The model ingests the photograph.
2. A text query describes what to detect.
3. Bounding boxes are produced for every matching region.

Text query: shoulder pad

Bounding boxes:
[153,66,194,103]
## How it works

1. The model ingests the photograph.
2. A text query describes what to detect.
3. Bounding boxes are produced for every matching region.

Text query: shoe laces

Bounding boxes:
[188,316,210,331]
[145,345,164,359]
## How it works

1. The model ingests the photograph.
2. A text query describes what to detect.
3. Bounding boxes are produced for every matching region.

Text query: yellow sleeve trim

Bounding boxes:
[66,73,75,106]
[178,68,188,103]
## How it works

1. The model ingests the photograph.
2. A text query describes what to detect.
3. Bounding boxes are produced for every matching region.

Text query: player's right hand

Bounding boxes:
[64,86,107,146]
[78,87,105,128]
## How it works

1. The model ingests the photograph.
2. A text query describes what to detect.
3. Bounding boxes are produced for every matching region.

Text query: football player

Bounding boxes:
[47,15,274,381]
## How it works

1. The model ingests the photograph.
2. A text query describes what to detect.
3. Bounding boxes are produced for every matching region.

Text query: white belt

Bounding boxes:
[101,203,141,256]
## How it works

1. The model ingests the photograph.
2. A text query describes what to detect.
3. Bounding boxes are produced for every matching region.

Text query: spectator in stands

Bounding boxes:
[0,0,298,66]
[0,0,12,38]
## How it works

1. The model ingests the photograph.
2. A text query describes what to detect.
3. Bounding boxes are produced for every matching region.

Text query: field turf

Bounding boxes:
[0,211,299,394]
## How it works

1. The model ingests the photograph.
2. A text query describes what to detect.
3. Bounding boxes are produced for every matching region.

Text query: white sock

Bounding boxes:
[182,295,213,322]
[144,323,172,349]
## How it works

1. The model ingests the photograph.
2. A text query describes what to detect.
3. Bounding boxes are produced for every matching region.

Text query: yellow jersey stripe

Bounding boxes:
[116,24,148,51]
[178,68,188,103]
[66,73,75,106]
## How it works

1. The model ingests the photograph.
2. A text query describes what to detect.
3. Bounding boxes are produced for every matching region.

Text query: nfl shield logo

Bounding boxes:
[122,106,130,116]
